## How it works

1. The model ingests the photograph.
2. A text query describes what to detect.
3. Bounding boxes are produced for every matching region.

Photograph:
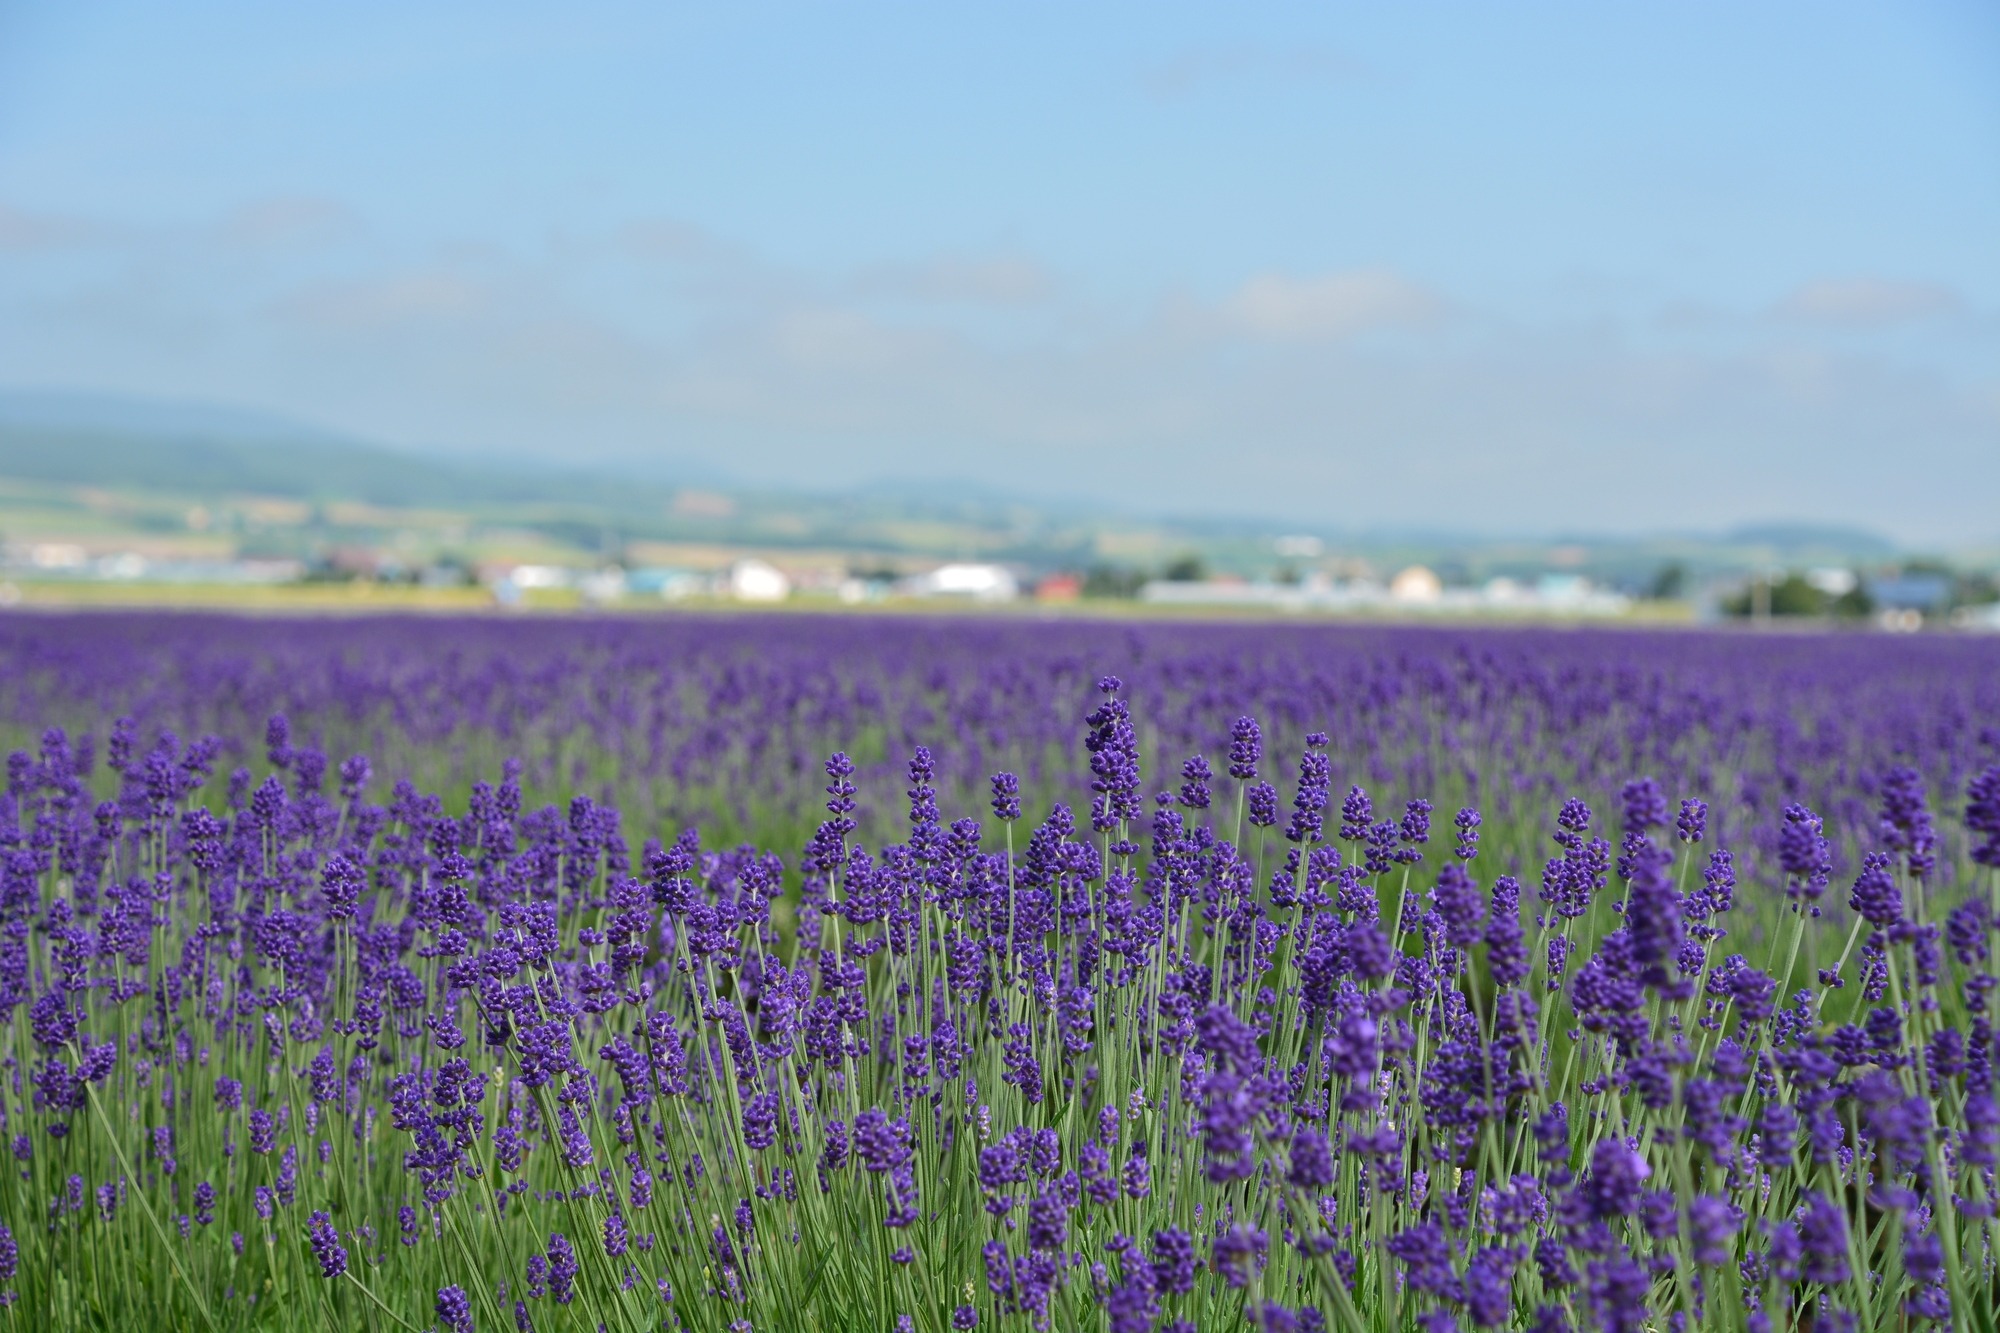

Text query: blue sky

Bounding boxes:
[1,1,1996,542]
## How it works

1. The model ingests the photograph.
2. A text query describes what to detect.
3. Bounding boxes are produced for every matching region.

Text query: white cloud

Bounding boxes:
[849,254,1055,307]
[1143,44,1370,99]
[220,197,360,249]
[274,271,485,329]
[615,218,739,266]
[1222,270,1441,339]
[1774,278,1960,326]
[769,307,945,375]
[0,202,96,251]
[2,199,1996,543]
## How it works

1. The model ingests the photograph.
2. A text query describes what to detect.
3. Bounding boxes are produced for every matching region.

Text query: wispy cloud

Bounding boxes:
[1143,44,1370,99]
[220,197,361,249]
[1774,278,1960,326]
[273,270,486,329]
[2,199,1995,542]
[0,202,97,251]
[848,254,1056,308]
[1221,270,1441,339]
[614,218,740,266]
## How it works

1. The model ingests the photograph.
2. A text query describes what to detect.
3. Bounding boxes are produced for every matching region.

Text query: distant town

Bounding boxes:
[8,525,1999,632]
[1,394,1995,628]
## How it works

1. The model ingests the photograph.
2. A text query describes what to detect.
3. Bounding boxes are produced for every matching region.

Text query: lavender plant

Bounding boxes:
[0,616,1994,1332]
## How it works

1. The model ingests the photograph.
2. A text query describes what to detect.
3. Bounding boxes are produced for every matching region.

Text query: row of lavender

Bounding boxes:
[3,612,1997,865]
[0,614,1995,1331]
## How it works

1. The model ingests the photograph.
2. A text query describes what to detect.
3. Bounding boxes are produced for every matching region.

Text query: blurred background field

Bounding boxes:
[0,388,1991,627]
[1,5,1995,628]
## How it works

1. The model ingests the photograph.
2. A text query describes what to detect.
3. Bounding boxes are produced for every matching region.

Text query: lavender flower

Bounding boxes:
[1968,763,2000,866]
[1227,717,1262,781]
[436,1285,474,1333]
[1151,1227,1195,1295]
[1339,786,1372,842]
[1779,803,1832,909]
[1288,1128,1335,1190]
[1847,851,1902,927]
[1178,755,1213,810]
[1433,862,1484,949]
[546,1233,578,1305]
[1453,806,1482,861]
[307,1211,347,1278]
[991,772,1022,822]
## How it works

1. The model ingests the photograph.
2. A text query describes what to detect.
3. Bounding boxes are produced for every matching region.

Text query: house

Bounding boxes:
[904,563,1019,602]
[726,559,791,602]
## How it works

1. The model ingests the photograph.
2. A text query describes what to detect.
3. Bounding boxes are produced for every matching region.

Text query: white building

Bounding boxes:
[726,559,791,602]
[577,568,628,605]
[1952,603,2000,633]
[904,563,1019,602]
[508,565,574,590]
[1388,565,1443,604]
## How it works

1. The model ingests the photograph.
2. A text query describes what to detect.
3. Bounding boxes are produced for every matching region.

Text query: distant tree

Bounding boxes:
[1831,582,1873,618]
[302,561,360,585]
[1722,571,1872,618]
[1162,554,1206,583]
[1958,571,1999,607]
[1766,574,1825,616]
[1891,561,2000,612]
[1083,564,1147,599]
[1648,562,1688,600]
[433,555,477,587]
[1724,573,1813,617]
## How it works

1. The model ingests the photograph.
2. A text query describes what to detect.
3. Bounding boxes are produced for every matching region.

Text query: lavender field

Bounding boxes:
[1,612,1997,1333]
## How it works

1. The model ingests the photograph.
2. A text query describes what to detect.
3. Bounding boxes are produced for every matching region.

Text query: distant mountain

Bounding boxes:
[0,388,1085,558]
[0,387,1927,566]
[1722,522,1896,556]
[0,388,346,444]
[0,421,704,514]
[0,388,699,515]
